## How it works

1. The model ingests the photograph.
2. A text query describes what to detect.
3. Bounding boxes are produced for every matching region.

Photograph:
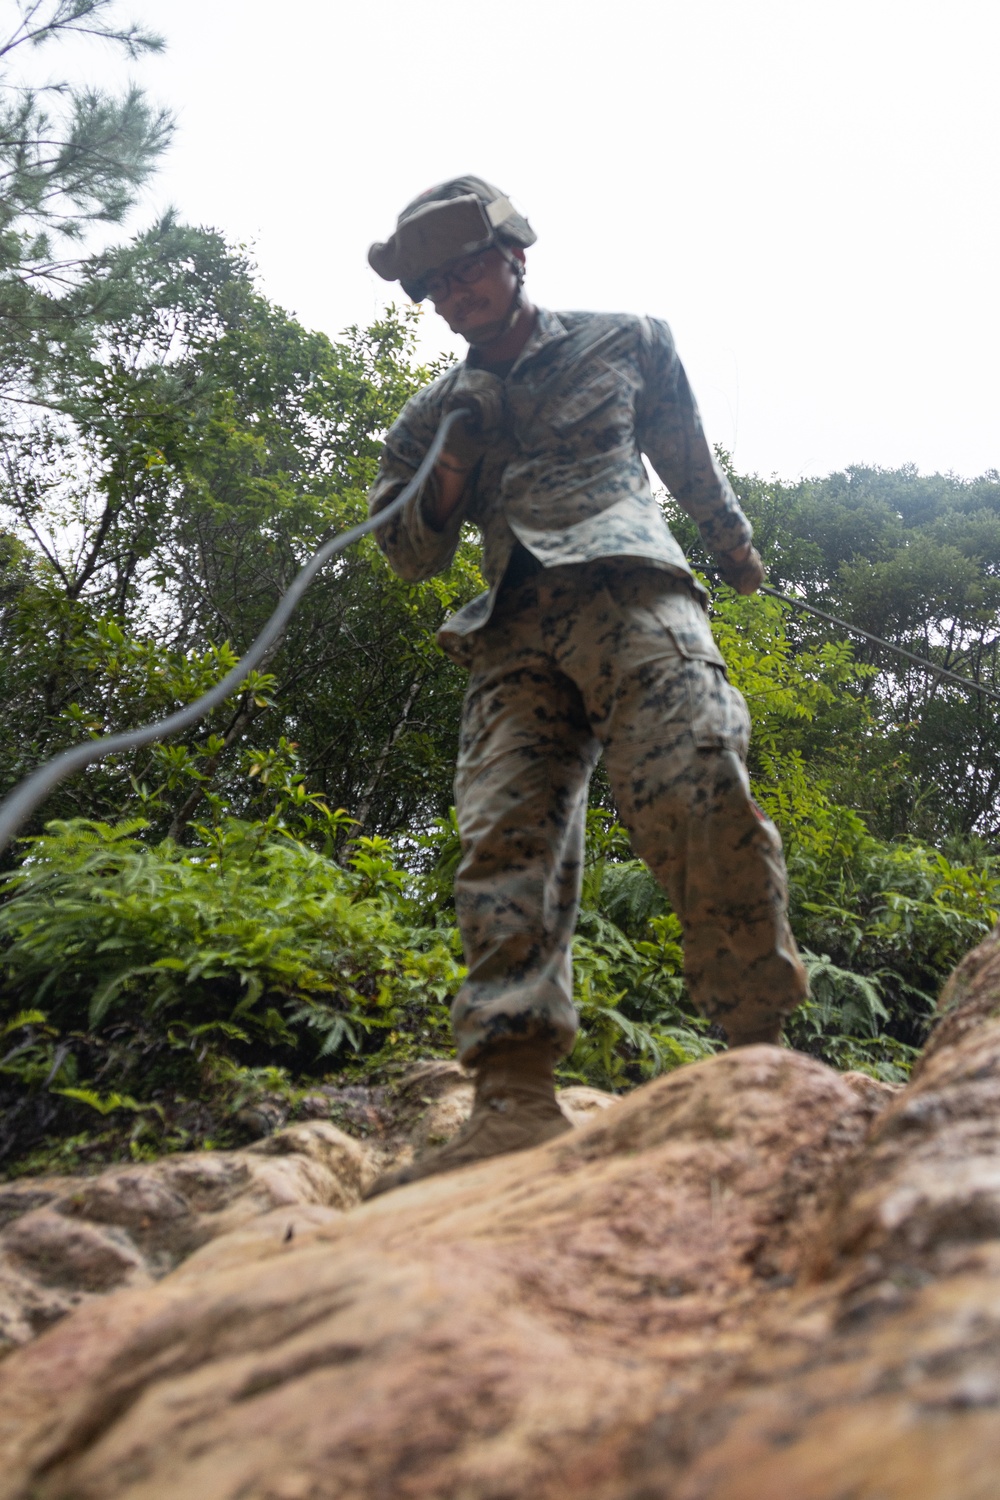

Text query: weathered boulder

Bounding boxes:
[610,945,1000,1499]
[0,1068,614,1355]
[0,1121,366,1351]
[0,935,996,1498]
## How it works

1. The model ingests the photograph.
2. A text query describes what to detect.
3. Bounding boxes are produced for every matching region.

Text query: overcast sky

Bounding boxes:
[43,0,1000,481]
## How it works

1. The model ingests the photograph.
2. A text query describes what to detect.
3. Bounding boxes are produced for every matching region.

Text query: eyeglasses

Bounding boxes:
[420,248,500,304]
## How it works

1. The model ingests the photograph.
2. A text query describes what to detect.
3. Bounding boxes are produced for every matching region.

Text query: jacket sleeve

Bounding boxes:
[635,317,753,557]
[366,384,469,582]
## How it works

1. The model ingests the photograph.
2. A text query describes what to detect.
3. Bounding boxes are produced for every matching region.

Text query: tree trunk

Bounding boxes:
[352,675,423,837]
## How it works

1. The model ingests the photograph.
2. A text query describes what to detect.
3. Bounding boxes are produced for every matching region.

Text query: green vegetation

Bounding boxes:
[0,1,998,1176]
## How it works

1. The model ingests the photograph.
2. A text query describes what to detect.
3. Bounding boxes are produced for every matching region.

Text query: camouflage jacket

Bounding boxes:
[367,307,752,662]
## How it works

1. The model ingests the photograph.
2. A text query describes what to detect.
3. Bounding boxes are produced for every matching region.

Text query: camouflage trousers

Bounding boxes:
[449,560,807,1064]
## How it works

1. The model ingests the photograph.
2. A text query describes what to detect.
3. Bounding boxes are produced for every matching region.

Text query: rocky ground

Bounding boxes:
[0,1064,612,1353]
[0,928,997,1497]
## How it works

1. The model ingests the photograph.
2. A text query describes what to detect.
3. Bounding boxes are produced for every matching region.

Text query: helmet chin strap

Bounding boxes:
[463,247,525,349]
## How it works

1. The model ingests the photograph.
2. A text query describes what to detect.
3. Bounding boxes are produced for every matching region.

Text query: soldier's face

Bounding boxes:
[426,247,523,343]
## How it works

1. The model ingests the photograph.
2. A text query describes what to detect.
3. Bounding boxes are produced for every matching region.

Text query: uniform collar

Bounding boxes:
[463,306,569,380]
[508,306,569,376]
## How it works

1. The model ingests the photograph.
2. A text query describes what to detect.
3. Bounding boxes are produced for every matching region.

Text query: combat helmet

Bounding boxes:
[368,176,535,301]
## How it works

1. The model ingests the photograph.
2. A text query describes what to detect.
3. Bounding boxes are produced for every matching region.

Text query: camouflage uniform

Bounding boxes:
[369,308,807,1061]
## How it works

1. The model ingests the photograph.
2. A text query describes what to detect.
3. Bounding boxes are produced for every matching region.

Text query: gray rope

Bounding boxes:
[755,582,1000,707]
[0,407,471,855]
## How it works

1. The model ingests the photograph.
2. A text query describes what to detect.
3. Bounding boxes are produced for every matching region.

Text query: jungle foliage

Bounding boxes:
[0,1,998,1175]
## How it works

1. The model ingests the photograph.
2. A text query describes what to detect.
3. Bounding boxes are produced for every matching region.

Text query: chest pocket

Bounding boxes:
[548,365,629,435]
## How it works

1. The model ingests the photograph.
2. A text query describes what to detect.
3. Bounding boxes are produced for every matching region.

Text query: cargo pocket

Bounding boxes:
[605,564,728,668]
[646,587,727,668]
[686,659,752,757]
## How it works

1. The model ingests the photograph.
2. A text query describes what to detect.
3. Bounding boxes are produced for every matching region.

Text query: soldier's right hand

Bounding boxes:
[440,370,506,470]
[716,542,766,596]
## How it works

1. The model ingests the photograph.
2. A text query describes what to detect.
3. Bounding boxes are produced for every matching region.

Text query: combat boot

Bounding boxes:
[362,1039,573,1200]
[725,1019,784,1047]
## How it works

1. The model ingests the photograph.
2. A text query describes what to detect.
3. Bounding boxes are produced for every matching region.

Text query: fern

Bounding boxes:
[798,950,890,1037]
[53,1087,158,1117]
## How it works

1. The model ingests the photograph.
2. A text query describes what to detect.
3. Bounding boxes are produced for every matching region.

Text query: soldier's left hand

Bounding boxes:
[440,370,507,469]
[716,543,765,595]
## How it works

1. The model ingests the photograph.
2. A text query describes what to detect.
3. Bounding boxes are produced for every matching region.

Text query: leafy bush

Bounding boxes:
[0,804,725,1169]
[781,832,1000,1075]
[0,817,461,1168]
[564,811,717,1089]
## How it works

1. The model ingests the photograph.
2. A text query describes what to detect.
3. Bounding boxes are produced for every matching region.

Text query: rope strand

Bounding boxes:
[0,408,471,855]
[753,581,1000,707]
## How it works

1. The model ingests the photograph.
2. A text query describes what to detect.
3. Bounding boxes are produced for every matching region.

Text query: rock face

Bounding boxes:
[0,1121,366,1351]
[0,940,997,1498]
[0,1066,612,1356]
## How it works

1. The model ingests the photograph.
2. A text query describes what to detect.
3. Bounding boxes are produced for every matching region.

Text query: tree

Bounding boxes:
[666,461,1000,843]
[0,220,483,846]
[0,0,172,385]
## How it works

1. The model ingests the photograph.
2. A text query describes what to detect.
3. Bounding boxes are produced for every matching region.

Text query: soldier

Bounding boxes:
[364,177,807,1197]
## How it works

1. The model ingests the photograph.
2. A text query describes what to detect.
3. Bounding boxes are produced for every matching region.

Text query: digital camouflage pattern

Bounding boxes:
[369,307,753,665]
[449,562,807,1062]
[369,306,807,1053]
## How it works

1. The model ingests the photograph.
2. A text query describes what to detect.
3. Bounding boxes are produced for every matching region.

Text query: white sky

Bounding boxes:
[36,0,1000,481]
